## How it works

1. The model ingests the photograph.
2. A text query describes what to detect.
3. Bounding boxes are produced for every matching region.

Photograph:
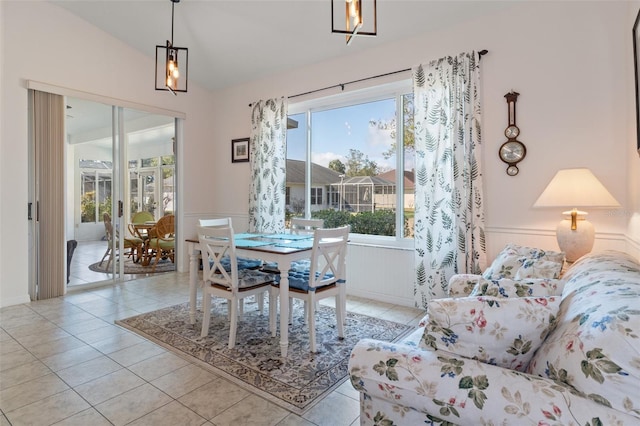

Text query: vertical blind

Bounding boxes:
[33,90,66,299]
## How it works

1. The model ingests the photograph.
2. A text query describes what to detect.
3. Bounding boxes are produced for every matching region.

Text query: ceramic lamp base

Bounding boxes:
[556,217,594,263]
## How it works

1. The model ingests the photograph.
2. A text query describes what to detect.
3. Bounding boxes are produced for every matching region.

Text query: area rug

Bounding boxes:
[116,299,413,414]
[88,258,175,274]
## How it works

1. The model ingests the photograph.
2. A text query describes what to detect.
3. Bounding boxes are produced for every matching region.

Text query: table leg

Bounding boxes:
[278,263,290,358]
[189,243,199,325]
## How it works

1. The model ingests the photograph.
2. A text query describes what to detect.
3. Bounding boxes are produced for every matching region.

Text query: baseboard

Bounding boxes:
[347,288,415,308]
[0,294,32,308]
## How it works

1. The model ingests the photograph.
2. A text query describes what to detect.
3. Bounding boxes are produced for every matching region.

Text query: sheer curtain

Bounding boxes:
[413,51,487,308]
[248,98,288,233]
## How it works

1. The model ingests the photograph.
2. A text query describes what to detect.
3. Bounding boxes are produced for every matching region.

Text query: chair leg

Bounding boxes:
[151,248,162,272]
[257,292,265,315]
[99,247,110,267]
[229,296,238,349]
[269,287,278,337]
[106,247,114,269]
[336,294,345,339]
[340,284,347,325]
[308,295,317,353]
[201,291,212,337]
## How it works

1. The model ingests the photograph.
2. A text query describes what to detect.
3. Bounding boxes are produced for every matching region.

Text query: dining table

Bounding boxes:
[185,232,315,357]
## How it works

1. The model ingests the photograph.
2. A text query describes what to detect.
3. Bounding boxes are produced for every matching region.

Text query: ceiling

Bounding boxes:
[52,0,512,92]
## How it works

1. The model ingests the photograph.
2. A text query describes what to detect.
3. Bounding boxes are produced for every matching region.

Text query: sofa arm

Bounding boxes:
[349,339,638,425]
[448,274,481,297]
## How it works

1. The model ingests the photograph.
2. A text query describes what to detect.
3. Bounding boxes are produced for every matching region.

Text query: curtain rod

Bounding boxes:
[249,50,487,107]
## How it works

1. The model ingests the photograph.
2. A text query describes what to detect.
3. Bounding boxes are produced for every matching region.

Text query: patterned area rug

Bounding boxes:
[116,299,413,414]
[88,258,175,274]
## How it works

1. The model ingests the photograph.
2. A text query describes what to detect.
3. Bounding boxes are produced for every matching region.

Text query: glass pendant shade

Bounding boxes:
[331,0,377,45]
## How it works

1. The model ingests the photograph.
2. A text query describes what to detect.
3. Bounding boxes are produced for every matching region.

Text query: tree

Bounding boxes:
[345,149,379,177]
[369,94,415,160]
[328,159,346,174]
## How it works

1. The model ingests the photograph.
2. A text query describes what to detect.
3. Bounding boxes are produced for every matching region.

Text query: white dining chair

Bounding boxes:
[198,217,265,315]
[289,217,325,318]
[197,225,275,348]
[290,217,324,234]
[269,225,350,353]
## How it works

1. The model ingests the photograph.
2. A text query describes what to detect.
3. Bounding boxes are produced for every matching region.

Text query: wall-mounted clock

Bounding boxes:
[499,91,526,176]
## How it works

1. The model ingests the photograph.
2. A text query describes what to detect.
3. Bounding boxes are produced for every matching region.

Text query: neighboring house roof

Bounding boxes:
[79,159,112,169]
[342,175,395,186]
[286,159,342,185]
[379,169,415,190]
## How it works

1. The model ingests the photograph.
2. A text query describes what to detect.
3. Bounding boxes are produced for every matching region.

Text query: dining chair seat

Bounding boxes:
[261,259,310,274]
[209,256,262,272]
[210,268,275,290]
[148,238,174,250]
[273,268,336,292]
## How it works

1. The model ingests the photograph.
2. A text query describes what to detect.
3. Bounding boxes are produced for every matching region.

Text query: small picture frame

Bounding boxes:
[634,8,640,156]
[231,138,250,163]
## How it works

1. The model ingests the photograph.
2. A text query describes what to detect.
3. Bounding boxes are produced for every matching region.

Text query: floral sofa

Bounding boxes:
[348,249,640,425]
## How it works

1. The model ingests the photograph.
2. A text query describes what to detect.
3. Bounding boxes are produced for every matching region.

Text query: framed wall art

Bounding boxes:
[634,8,640,156]
[231,138,249,163]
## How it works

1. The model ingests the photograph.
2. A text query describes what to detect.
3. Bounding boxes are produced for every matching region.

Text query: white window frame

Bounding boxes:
[288,80,414,249]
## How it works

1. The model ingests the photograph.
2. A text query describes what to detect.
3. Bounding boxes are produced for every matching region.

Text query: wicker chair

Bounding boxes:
[99,213,143,268]
[128,211,155,239]
[147,214,175,271]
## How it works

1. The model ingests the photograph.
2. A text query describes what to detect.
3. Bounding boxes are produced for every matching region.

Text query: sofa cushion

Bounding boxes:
[482,243,565,280]
[470,277,565,298]
[420,295,561,371]
[527,250,640,419]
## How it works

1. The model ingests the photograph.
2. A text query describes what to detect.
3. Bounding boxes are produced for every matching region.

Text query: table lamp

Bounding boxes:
[533,168,620,262]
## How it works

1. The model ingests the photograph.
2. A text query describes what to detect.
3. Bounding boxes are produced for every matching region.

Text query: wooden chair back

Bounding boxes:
[151,214,175,239]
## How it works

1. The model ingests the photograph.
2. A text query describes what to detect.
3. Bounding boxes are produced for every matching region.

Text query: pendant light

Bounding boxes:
[331,0,377,45]
[155,0,188,94]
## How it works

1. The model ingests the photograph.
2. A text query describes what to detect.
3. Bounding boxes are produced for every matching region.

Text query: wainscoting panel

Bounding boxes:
[346,244,416,307]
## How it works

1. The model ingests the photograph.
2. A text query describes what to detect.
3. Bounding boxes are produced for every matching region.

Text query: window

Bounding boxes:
[310,188,323,205]
[80,155,174,222]
[287,81,414,240]
[79,160,112,223]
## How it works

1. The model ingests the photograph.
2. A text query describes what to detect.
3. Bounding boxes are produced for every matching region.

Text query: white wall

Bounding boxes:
[2,1,638,308]
[0,1,216,306]
[195,2,637,305]
[627,1,640,260]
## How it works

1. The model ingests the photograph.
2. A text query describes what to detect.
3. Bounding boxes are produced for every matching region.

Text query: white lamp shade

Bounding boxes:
[533,168,620,208]
[534,168,620,262]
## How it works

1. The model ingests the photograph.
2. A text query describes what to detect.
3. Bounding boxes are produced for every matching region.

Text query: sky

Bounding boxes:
[286,98,399,173]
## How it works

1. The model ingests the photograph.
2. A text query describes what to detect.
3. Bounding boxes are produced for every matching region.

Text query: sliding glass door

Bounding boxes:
[70,99,176,286]
[30,96,177,292]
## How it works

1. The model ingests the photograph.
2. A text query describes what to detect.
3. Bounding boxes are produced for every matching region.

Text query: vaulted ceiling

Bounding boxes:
[53,0,512,92]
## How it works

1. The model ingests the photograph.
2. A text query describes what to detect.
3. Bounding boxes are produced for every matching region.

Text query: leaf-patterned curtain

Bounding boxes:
[248,98,287,233]
[413,51,487,308]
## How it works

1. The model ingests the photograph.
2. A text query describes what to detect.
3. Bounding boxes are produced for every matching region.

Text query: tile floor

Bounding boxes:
[68,240,152,287]
[0,272,425,425]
